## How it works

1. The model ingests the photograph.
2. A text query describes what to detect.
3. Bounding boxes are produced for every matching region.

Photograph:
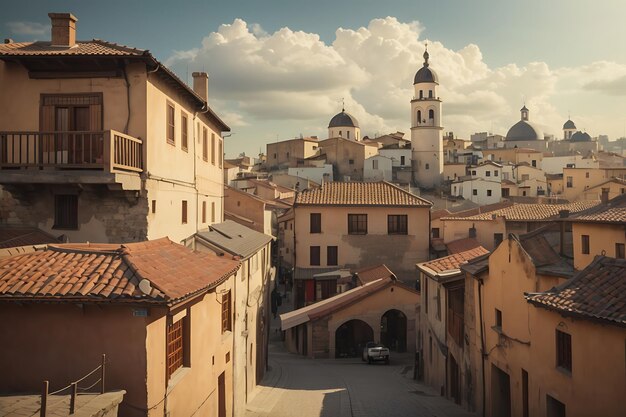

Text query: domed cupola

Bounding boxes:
[563,119,576,130]
[505,106,543,141]
[563,117,577,140]
[414,47,439,84]
[327,105,361,140]
[570,131,591,142]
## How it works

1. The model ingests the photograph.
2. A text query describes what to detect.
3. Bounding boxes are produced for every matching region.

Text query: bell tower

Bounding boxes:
[410,45,444,188]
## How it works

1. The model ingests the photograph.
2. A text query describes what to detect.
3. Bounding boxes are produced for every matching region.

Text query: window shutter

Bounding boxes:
[40,105,55,153]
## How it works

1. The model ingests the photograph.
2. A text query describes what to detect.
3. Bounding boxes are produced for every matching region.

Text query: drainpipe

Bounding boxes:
[478,278,486,417]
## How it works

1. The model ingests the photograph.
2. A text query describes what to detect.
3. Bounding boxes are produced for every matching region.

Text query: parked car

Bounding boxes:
[362,341,390,364]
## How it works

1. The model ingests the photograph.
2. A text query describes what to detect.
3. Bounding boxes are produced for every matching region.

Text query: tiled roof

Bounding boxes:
[0,227,59,249]
[195,220,273,259]
[442,201,600,221]
[354,264,395,285]
[431,209,451,220]
[525,256,626,327]
[517,229,574,278]
[441,201,514,218]
[446,238,482,254]
[571,193,626,223]
[418,246,489,278]
[0,238,239,304]
[0,40,145,56]
[295,181,432,207]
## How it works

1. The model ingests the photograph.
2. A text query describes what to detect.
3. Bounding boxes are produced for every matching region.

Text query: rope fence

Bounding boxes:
[39,354,106,417]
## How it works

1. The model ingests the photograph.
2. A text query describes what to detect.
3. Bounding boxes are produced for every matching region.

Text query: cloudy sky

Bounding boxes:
[3,0,626,157]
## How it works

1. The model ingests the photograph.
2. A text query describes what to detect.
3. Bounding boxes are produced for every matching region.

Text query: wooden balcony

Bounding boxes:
[0,130,142,189]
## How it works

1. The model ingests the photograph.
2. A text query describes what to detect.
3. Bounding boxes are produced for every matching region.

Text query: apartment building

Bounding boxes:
[0,13,229,244]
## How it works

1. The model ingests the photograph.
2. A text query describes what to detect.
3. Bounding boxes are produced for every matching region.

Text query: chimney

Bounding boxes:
[559,209,570,218]
[600,187,610,204]
[469,225,477,238]
[48,13,77,47]
[192,72,209,102]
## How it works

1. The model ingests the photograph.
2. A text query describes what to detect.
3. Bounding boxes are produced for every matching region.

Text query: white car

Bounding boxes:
[362,342,390,364]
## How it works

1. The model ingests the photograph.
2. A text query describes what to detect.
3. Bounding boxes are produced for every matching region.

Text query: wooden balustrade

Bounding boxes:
[0,130,142,173]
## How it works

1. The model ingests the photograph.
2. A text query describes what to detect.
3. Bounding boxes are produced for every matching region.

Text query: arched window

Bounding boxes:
[429,109,435,120]
[347,131,350,139]
[417,110,422,124]
[339,130,342,137]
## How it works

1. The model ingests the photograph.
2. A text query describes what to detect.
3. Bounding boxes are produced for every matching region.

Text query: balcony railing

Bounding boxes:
[0,130,142,173]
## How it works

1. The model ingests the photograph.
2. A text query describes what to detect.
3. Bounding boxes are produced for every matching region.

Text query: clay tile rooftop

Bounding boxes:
[441,200,600,222]
[0,238,240,305]
[570,193,626,224]
[418,245,490,279]
[525,256,626,327]
[295,181,432,207]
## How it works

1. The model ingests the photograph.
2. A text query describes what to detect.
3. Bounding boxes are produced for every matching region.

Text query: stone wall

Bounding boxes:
[0,184,148,243]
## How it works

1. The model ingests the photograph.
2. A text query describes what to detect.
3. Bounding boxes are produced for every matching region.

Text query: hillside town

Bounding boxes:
[0,9,625,417]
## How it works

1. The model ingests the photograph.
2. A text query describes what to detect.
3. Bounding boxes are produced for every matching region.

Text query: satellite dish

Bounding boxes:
[138,279,152,295]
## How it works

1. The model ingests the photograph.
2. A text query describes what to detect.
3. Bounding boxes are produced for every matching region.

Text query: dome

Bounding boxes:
[570,131,591,142]
[328,111,359,128]
[505,120,544,141]
[563,119,576,130]
[414,48,438,84]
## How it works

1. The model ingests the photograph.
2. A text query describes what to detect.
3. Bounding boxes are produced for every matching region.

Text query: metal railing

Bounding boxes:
[0,130,142,172]
[39,354,106,416]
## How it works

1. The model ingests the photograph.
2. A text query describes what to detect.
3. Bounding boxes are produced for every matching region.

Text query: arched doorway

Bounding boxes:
[381,309,407,352]
[335,319,373,358]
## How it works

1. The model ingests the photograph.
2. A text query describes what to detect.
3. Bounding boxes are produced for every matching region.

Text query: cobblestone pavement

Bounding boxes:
[245,294,476,417]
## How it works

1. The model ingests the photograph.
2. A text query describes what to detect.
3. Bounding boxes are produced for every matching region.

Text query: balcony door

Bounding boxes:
[40,94,102,166]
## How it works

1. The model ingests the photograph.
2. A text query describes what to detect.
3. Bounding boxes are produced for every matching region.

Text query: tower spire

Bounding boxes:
[423,42,429,67]
[342,97,345,112]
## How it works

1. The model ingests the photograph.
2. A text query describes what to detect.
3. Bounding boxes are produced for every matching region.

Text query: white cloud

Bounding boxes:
[168,17,626,156]
[6,21,49,37]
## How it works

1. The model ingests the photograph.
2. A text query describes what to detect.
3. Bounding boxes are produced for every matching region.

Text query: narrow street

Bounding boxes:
[245,296,476,417]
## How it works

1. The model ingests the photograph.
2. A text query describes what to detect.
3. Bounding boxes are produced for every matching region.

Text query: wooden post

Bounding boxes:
[69,382,77,414]
[40,380,48,417]
[100,354,106,394]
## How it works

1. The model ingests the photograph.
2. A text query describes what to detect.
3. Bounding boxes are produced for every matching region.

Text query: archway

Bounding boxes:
[380,309,407,352]
[335,319,373,358]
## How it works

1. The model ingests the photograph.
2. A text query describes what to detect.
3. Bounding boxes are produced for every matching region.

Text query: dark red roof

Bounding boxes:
[526,256,626,327]
[0,238,239,305]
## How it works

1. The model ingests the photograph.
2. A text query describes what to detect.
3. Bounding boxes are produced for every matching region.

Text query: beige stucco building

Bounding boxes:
[0,13,229,244]
[0,239,240,417]
[561,167,626,201]
[291,181,432,284]
[265,137,320,170]
[316,136,378,181]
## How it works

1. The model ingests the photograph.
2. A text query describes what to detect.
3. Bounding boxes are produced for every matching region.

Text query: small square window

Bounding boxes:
[432,227,440,238]
[556,329,572,372]
[487,190,492,196]
[616,243,625,259]
[310,213,321,233]
[388,215,408,235]
[348,214,367,235]
[473,189,478,196]
[349,159,354,165]
[486,171,491,177]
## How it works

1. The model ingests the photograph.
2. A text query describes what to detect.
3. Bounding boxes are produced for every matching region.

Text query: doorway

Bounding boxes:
[218,371,226,417]
[335,319,373,358]
[491,364,511,417]
[381,309,407,352]
[450,355,461,404]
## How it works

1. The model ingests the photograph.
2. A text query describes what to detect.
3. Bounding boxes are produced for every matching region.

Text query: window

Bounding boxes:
[546,395,566,417]
[616,243,625,259]
[347,131,350,139]
[486,170,491,177]
[432,227,440,238]
[388,215,408,235]
[181,112,188,151]
[429,90,433,98]
[54,194,78,230]
[428,109,434,120]
[151,200,156,214]
[585,172,590,178]
[310,246,321,266]
[182,200,188,224]
[221,291,232,333]
[348,214,367,235]
[218,139,223,168]
[166,102,175,145]
[495,308,502,329]
[286,151,290,158]
[556,329,572,372]
[487,190,492,196]
[522,369,529,417]
[532,160,537,167]
[310,213,321,233]
[401,156,405,165]
[425,163,429,170]
[273,153,277,159]
[315,280,336,300]
[566,176,573,188]
[338,131,342,137]
[471,170,477,176]
[211,133,216,165]
[327,246,338,266]
[522,174,530,181]
[202,128,208,161]
[472,189,478,196]
[494,233,503,247]
[494,170,499,177]
[211,202,216,223]
[372,159,379,170]
[166,317,188,380]
[202,201,207,223]
[419,90,423,99]
[417,110,422,123]
[349,159,354,165]
[581,235,590,254]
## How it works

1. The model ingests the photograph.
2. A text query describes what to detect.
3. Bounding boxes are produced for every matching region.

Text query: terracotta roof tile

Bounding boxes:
[446,238,482,254]
[442,201,600,221]
[0,40,145,56]
[354,264,395,285]
[418,246,490,276]
[571,193,626,224]
[0,227,59,249]
[526,256,626,327]
[0,238,239,304]
[295,181,432,207]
